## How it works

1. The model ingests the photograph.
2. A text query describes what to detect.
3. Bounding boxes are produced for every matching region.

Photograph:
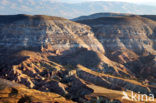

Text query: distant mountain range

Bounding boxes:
[0,0,156,18]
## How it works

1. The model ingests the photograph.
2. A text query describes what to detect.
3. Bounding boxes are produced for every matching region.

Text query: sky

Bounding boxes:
[61,0,156,5]
[0,0,156,18]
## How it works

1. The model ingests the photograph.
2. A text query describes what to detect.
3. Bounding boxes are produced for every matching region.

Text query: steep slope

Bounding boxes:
[1,14,156,103]
[0,14,134,103]
[76,15,156,79]
[0,78,73,103]
[0,14,104,53]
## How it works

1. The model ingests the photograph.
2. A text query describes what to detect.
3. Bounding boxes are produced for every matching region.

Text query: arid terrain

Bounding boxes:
[0,14,156,103]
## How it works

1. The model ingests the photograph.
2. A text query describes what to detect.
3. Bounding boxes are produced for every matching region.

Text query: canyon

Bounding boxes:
[0,14,156,103]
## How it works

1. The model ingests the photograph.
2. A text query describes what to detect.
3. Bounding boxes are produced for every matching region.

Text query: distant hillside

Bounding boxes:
[72,12,132,21]
[141,15,156,21]
[72,12,156,21]
[0,0,156,18]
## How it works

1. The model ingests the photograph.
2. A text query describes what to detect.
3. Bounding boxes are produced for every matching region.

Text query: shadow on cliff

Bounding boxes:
[0,53,29,79]
[124,54,156,79]
[0,46,42,68]
[48,47,101,68]
[0,47,40,79]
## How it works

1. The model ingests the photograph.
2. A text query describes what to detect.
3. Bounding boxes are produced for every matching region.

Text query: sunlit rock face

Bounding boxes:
[76,15,156,83]
[1,14,156,103]
[77,15,156,63]
[0,14,105,54]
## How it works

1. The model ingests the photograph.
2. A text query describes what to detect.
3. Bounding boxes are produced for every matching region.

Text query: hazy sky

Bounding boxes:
[1,0,156,18]
[61,0,156,5]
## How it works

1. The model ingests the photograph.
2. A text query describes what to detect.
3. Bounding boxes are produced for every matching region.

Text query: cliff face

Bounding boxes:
[77,15,156,80]
[1,14,156,103]
[77,16,156,61]
[0,15,104,54]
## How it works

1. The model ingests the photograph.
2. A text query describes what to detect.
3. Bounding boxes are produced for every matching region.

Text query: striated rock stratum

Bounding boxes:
[0,14,156,103]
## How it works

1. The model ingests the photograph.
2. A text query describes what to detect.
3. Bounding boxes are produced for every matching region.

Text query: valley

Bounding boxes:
[0,14,156,103]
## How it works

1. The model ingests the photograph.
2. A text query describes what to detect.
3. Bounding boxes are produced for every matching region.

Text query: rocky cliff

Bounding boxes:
[0,14,156,103]
[0,14,104,53]
[77,15,156,77]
